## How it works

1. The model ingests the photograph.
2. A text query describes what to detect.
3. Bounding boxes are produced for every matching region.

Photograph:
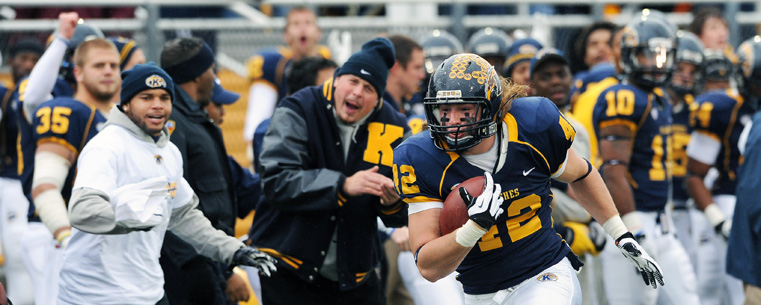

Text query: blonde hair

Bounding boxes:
[73,38,117,68]
[497,75,529,120]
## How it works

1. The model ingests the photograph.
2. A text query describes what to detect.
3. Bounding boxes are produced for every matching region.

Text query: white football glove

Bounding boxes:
[459,172,504,230]
[616,232,665,289]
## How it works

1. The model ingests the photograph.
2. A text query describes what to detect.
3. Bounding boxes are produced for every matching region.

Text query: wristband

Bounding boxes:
[602,215,629,241]
[704,203,725,228]
[56,229,72,244]
[55,34,70,45]
[455,220,487,247]
[621,212,643,234]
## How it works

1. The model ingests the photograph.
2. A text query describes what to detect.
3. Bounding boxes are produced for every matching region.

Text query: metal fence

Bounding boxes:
[1,0,759,167]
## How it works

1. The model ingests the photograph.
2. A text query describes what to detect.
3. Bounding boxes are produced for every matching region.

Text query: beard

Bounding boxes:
[126,110,164,136]
[83,80,118,103]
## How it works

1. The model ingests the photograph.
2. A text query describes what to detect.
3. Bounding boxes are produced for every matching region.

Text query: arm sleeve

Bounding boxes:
[168,194,244,265]
[243,83,277,141]
[68,187,130,234]
[227,156,261,217]
[259,106,346,212]
[22,37,67,122]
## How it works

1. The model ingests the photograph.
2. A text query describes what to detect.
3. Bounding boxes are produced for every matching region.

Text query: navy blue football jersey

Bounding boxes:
[393,97,576,294]
[246,46,331,102]
[690,89,754,195]
[19,97,106,218]
[569,63,616,105]
[671,95,693,204]
[593,84,673,211]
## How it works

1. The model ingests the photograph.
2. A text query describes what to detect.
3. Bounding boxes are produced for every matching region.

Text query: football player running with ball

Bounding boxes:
[392,53,663,305]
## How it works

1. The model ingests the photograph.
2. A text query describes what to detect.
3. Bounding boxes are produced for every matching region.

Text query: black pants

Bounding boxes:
[160,256,228,305]
[260,269,385,305]
[156,294,170,305]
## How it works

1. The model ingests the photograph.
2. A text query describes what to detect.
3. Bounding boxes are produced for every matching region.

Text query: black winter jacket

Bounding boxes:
[250,78,410,291]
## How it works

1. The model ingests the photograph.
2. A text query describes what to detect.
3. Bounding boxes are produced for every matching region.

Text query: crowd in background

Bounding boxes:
[1,3,761,305]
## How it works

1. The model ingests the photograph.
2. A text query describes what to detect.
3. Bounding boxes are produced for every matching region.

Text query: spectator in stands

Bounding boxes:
[385,35,426,114]
[688,7,730,51]
[502,38,542,85]
[570,22,615,76]
[251,56,337,171]
[8,39,44,84]
[243,6,331,161]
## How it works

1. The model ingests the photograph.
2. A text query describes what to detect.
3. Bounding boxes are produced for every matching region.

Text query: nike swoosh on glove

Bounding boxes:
[616,232,665,289]
[232,247,278,277]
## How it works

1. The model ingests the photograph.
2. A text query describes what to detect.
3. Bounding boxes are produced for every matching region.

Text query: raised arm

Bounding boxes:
[22,12,77,122]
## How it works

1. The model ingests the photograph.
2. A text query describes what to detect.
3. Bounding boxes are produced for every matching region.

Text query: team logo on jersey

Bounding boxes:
[146,75,167,88]
[155,155,163,164]
[165,120,175,135]
[536,272,558,282]
[651,108,659,120]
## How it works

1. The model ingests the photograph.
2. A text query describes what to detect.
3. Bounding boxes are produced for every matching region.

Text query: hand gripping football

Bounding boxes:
[440,176,485,235]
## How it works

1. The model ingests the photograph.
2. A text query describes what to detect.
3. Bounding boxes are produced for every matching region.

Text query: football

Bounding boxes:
[440,176,485,235]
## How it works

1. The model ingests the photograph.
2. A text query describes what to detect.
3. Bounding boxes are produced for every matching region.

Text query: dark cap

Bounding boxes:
[337,37,396,96]
[120,63,175,110]
[530,48,569,77]
[211,78,241,105]
[503,38,543,77]
[10,38,44,58]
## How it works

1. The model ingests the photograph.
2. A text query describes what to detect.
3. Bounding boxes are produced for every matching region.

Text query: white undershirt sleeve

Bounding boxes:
[243,83,278,141]
[686,131,722,165]
[551,151,569,179]
[408,201,443,215]
[739,121,753,156]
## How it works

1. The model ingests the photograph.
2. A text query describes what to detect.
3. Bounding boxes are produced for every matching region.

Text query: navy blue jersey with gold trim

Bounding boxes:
[19,97,106,218]
[593,84,673,211]
[690,90,754,195]
[9,77,72,180]
[570,63,616,104]
[393,97,575,294]
[246,46,332,102]
[671,96,693,203]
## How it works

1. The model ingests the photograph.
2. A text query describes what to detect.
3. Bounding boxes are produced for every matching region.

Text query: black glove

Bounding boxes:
[459,172,504,230]
[714,220,732,241]
[232,247,277,277]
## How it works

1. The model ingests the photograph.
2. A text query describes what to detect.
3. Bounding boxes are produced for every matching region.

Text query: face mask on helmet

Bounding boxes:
[703,50,736,83]
[669,31,705,97]
[620,18,677,90]
[425,54,503,152]
[625,39,675,89]
[737,36,761,109]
